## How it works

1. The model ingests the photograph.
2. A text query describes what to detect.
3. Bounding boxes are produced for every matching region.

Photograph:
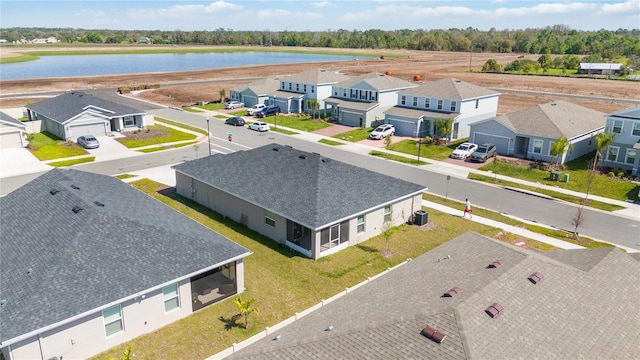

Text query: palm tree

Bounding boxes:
[593,131,615,170]
[219,89,226,103]
[550,135,573,166]
[233,296,258,329]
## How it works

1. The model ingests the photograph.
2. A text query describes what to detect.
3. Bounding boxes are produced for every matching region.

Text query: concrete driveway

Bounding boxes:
[0,147,52,178]
[85,135,144,162]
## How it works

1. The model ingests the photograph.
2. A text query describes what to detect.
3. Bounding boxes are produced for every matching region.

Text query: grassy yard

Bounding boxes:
[387,139,468,161]
[479,154,640,202]
[258,114,332,132]
[116,124,197,148]
[369,150,429,166]
[49,157,95,167]
[181,107,204,113]
[95,179,508,360]
[197,103,225,111]
[27,132,88,160]
[318,138,346,146]
[331,127,373,142]
[155,118,208,135]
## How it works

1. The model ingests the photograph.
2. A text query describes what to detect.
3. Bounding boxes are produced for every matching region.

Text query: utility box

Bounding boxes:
[549,171,560,181]
[414,210,428,226]
[563,173,570,182]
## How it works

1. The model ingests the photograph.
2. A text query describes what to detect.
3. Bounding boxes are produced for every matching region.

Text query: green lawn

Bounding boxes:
[181,107,204,113]
[116,124,197,148]
[331,127,373,142]
[197,103,225,111]
[387,139,468,161]
[479,154,639,202]
[369,150,429,166]
[259,114,332,132]
[318,138,346,146]
[27,132,88,160]
[49,157,95,167]
[155,118,208,135]
[95,179,507,360]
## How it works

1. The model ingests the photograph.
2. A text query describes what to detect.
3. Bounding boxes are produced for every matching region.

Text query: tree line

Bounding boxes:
[1,26,639,59]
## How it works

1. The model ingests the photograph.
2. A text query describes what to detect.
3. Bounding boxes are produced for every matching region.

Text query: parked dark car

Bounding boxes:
[469,143,497,162]
[255,105,280,118]
[77,135,100,149]
[225,116,245,126]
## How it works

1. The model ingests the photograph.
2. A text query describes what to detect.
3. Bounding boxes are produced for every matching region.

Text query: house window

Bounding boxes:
[103,304,123,337]
[475,99,479,109]
[607,146,619,162]
[437,100,443,110]
[163,283,180,312]
[357,215,365,233]
[281,83,285,89]
[383,205,391,223]
[123,116,135,127]
[450,101,457,112]
[424,98,430,108]
[311,86,315,93]
[330,223,340,245]
[343,90,347,97]
[401,96,406,105]
[296,84,299,91]
[264,209,276,227]
[533,139,544,154]
[303,84,307,92]
[625,149,636,165]
[288,83,292,90]
[633,122,640,136]
[412,97,418,107]
[612,120,623,134]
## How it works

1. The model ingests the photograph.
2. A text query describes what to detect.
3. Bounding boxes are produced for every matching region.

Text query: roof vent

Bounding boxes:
[285,145,293,148]
[443,287,461,298]
[299,155,307,159]
[94,201,105,207]
[71,185,80,190]
[322,158,330,163]
[26,268,33,275]
[550,102,557,106]
[487,260,504,268]
[49,189,59,195]
[0,299,6,308]
[421,325,447,343]
[272,147,280,151]
[325,325,334,331]
[528,272,544,284]
[485,303,504,318]
[72,206,83,214]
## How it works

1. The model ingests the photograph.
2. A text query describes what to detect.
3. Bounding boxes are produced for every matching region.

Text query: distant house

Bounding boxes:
[31,37,59,44]
[138,36,152,44]
[0,111,26,149]
[172,144,426,260]
[229,77,280,108]
[385,78,500,139]
[578,63,622,75]
[0,169,251,360]
[324,72,419,128]
[601,106,640,176]
[226,232,640,359]
[469,100,605,164]
[271,68,351,114]
[25,91,153,140]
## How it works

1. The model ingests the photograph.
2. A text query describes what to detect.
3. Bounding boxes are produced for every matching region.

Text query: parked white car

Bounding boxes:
[450,142,478,160]
[225,100,244,109]
[246,104,266,116]
[369,124,395,140]
[248,122,270,132]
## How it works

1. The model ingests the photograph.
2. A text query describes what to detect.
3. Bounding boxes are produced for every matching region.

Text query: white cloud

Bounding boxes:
[74,9,105,17]
[131,1,243,18]
[313,1,334,8]
[602,0,640,14]
[494,2,598,17]
[257,9,323,21]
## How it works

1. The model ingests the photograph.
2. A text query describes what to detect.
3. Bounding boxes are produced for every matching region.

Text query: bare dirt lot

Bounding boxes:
[1,46,637,114]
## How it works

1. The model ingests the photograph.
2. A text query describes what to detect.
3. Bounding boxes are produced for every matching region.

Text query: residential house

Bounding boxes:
[385,78,500,139]
[601,106,640,176]
[324,72,418,128]
[25,91,153,140]
[0,169,251,360]
[226,232,640,359]
[0,111,26,148]
[138,36,152,44]
[469,100,605,164]
[578,63,623,75]
[172,144,426,260]
[229,77,280,108]
[271,68,351,114]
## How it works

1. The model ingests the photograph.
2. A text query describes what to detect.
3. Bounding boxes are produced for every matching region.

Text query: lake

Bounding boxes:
[0,52,369,81]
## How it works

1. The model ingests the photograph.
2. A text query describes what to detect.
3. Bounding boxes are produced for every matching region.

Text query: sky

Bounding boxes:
[1,0,638,32]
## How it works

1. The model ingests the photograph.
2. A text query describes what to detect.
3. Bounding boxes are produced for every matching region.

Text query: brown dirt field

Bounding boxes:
[1,46,637,114]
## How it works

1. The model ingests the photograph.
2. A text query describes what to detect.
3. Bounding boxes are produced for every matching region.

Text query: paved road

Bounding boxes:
[2,97,638,251]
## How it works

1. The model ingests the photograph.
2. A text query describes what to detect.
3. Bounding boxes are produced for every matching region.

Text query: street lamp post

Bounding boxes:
[416,140,422,163]
[206,118,211,156]
[274,95,277,130]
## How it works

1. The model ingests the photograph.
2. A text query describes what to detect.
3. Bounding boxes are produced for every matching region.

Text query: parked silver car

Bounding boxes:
[469,143,497,162]
[224,101,244,109]
[77,135,100,149]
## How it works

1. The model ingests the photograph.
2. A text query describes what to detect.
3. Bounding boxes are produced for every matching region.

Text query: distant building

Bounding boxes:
[138,36,152,44]
[578,63,622,75]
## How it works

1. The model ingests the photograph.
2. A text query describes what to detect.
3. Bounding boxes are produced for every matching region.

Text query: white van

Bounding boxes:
[246,103,266,116]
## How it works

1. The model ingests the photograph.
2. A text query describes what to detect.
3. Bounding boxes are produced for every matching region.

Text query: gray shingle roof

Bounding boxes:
[0,169,250,345]
[323,97,380,111]
[334,72,418,92]
[172,144,425,229]
[228,232,640,359]
[497,100,605,139]
[399,78,500,100]
[25,91,147,124]
[608,106,640,120]
[231,77,280,96]
[286,68,351,85]
[384,106,459,119]
[0,111,26,128]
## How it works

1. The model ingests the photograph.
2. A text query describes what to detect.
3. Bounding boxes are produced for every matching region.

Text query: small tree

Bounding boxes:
[108,345,132,360]
[306,99,320,119]
[219,89,226,102]
[23,132,36,150]
[550,135,573,166]
[384,133,392,153]
[380,218,395,258]
[481,59,501,72]
[593,131,615,171]
[433,118,454,144]
[233,296,258,329]
[571,202,586,240]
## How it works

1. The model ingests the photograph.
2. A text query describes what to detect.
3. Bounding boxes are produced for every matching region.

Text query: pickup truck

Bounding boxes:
[246,104,266,116]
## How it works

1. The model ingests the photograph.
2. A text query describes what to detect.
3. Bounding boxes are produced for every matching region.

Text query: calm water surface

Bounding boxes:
[0,52,368,80]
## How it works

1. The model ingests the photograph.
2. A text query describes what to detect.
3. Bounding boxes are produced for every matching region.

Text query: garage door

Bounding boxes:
[69,123,107,138]
[243,96,257,108]
[0,132,24,149]
[341,111,361,127]
[388,118,416,137]
[473,133,510,154]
